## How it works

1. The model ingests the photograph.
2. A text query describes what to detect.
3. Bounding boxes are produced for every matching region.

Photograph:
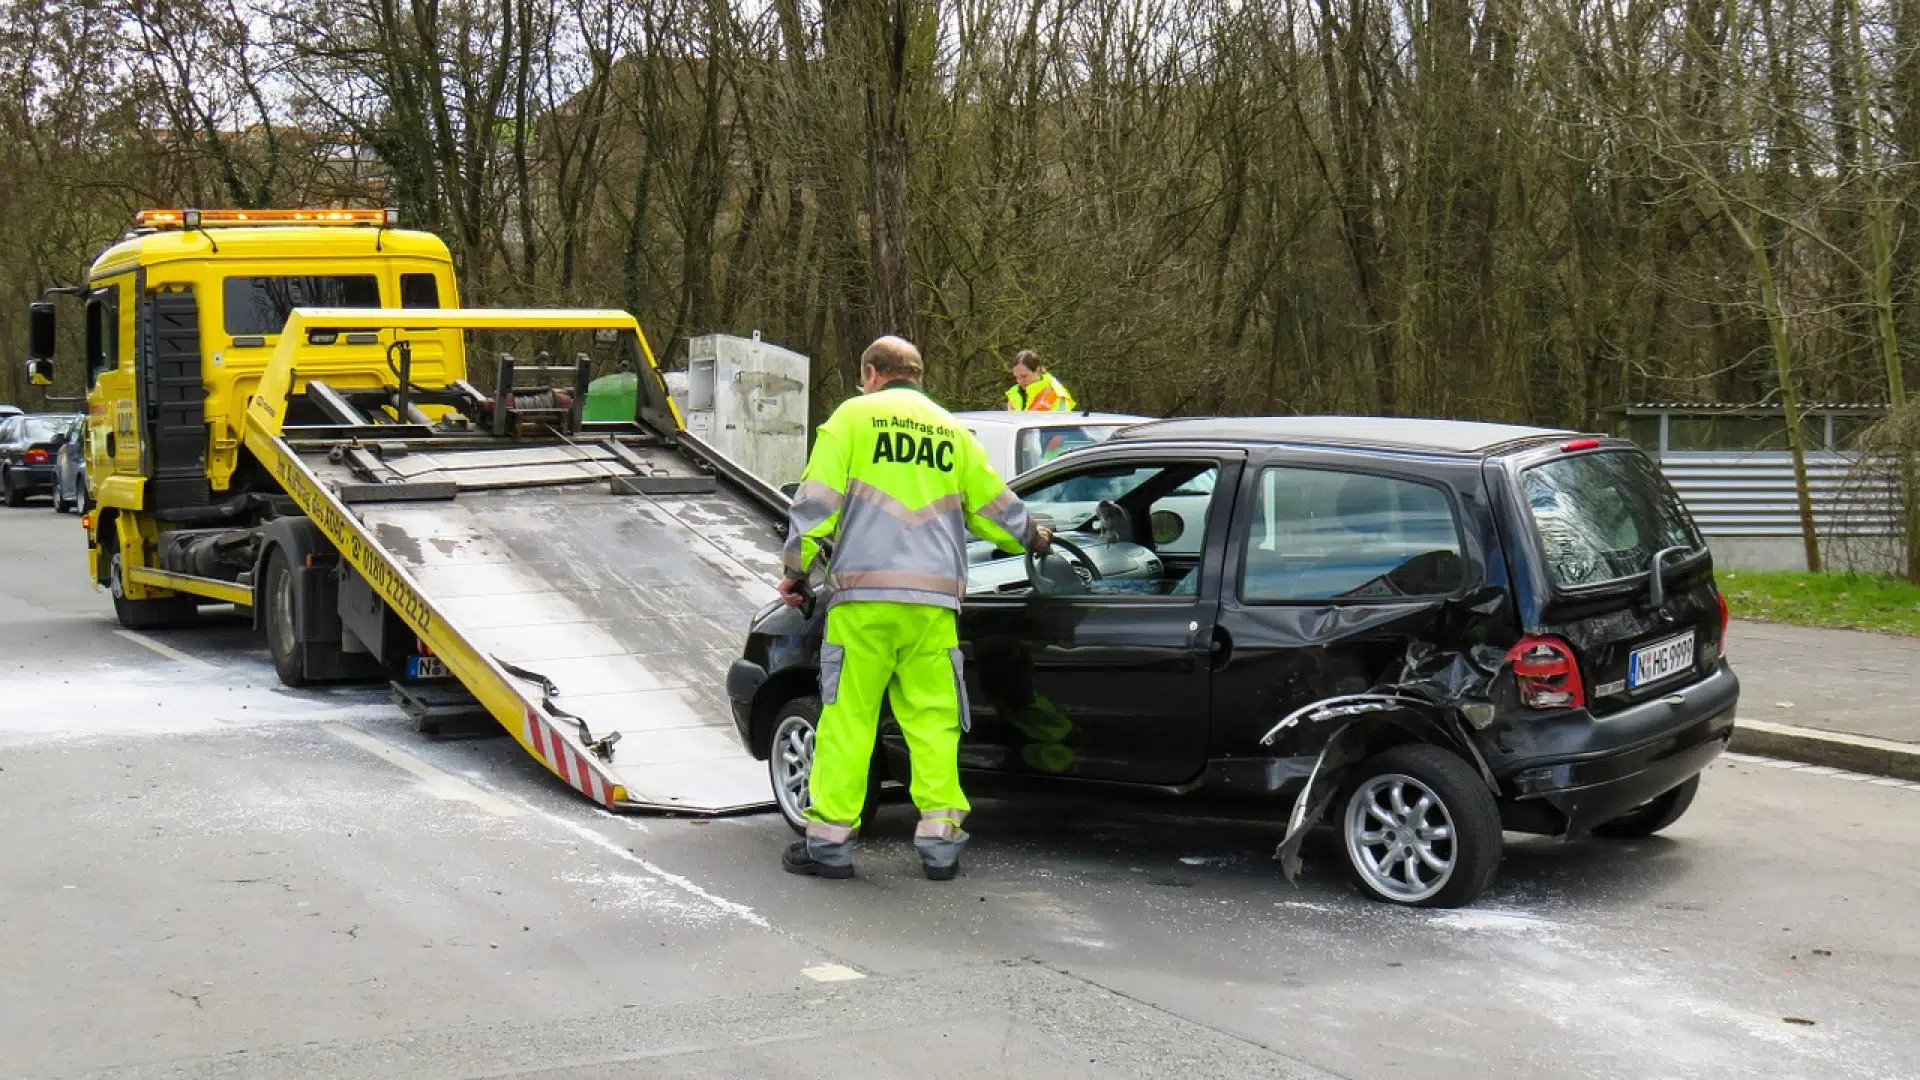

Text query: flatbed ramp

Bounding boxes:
[282,435,786,814]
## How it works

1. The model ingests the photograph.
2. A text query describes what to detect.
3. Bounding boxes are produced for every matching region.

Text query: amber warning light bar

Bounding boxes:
[135,208,398,229]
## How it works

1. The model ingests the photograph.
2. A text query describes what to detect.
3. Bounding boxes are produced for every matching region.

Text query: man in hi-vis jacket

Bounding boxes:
[777,335,1050,881]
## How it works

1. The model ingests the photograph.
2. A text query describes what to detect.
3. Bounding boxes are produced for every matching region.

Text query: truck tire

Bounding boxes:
[768,696,885,836]
[1593,775,1700,839]
[1338,743,1502,909]
[261,549,307,687]
[108,550,197,631]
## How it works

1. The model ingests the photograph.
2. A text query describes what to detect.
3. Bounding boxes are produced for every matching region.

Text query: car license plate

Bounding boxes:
[407,655,448,679]
[1628,631,1695,690]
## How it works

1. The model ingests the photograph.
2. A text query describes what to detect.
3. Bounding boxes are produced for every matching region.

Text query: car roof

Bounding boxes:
[1109,415,1575,456]
[951,410,1153,430]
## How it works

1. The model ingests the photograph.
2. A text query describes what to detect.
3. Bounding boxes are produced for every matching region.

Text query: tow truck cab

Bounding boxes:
[27,209,462,620]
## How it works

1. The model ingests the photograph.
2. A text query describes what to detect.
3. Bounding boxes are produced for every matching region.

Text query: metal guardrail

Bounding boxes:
[1658,452,1902,537]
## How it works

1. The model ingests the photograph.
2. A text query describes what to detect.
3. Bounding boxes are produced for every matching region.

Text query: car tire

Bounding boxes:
[1338,743,1502,909]
[1592,775,1700,839]
[108,550,197,631]
[261,550,308,687]
[768,696,885,836]
[2,466,22,508]
[53,482,70,514]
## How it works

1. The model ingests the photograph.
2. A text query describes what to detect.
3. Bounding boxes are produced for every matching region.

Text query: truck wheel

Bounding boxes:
[261,550,307,687]
[108,551,197,631]
[1593,775,1700,839]
[768,696,884,836]
[1339,743,1502,909]
[2,467,22,507]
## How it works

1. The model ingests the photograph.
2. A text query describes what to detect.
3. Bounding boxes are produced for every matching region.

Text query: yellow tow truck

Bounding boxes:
[26,208,787,813]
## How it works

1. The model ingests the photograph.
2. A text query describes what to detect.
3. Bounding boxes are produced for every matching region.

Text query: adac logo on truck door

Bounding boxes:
[870,415,957,472]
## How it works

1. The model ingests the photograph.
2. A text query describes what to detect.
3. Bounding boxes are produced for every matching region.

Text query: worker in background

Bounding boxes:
[778,335,1050,882]
[1005,349,1077,412]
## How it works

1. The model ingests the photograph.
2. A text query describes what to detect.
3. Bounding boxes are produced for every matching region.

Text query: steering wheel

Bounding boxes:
[1026,534,1103,594]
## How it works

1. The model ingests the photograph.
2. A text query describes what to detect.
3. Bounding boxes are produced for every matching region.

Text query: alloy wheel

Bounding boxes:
[1345,772,1457,903]
[770,712,816,827]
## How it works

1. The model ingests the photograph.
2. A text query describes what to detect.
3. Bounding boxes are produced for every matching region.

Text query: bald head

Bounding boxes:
[860,335,924,391]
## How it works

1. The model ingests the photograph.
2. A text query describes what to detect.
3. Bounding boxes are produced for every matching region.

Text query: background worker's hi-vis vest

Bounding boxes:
[1005,371,1076,412]
[786,383,1036,609]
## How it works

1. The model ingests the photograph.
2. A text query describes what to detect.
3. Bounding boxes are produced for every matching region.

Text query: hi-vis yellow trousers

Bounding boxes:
[805,601,970,870]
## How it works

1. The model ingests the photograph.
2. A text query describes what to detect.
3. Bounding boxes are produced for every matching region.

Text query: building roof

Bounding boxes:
[1111,415,1575,455]
[1608,402,1888,414]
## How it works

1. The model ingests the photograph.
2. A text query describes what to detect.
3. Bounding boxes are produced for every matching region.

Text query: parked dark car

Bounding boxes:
[52,414,87,513]
[0,413,79,507]
[728,416,1738,908]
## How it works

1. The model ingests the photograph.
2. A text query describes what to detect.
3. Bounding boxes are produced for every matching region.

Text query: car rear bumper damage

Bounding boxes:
[1496,660,1738,837]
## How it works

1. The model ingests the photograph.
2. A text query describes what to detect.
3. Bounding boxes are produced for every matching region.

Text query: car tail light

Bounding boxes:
[1717,591,1729,648]
[1507,636,1585,709]
[24,448,48,464]
[1559,438,1602,452]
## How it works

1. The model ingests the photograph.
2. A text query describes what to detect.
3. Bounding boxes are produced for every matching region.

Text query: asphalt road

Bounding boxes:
[2,505,1916,1080]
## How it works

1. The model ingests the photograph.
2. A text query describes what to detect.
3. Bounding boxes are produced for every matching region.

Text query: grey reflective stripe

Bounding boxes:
[847,479,965,527]
[948,648,971,734]
[824,587,959,611]
[827,570,966,594]
[980,486,1037,546]
[916,809,968,834]
[914,832,968,869]
[783,481,845,572]
[806,835,856,868]
[806,820,856,843]
[824,488,973,604]
[818,641,846,704]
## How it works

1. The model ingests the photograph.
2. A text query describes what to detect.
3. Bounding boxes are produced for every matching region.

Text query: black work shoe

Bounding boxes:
[922,860,959,882]
[783,841,854,880]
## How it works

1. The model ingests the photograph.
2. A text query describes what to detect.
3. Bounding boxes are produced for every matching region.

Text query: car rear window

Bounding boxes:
[1015,424,1125,475]
[1522,450,1703,590]
[223,275,382,336]
[18,416,65,442]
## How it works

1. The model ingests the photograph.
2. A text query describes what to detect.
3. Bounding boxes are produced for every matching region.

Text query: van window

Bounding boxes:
[1523,451,1702,590]
[1242,467,1464,601]
[1015,424,1125,475]
[400,273,441,308]
[223,275,381,336]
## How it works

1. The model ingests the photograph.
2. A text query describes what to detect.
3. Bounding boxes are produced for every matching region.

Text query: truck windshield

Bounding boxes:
[224,275,381,336]
[1522,450,1703,590]
[1015,424,1125,475]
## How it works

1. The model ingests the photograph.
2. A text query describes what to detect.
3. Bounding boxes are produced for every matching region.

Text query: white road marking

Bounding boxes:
[111,629,219,671]
[525,803,772,930]
[802,963,867,982]
[321,723,524,818]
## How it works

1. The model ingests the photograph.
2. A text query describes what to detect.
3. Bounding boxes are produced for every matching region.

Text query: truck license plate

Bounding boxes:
[408,655,448,679]
[1628,631,1695,690]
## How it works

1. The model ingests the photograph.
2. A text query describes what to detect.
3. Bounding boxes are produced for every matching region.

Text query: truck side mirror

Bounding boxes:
[29,301,55,363]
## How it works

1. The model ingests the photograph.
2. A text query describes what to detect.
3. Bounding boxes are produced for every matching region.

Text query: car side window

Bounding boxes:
[967,459,1219,599]
[1241,467,1465,601]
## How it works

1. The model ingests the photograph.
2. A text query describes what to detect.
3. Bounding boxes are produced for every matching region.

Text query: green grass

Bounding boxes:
[1719,569,1920,637]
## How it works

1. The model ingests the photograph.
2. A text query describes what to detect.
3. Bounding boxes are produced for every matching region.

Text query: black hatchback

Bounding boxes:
[727,416,1738,907]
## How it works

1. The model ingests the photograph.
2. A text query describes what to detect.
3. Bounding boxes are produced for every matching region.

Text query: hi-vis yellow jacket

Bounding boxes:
[785,382,1038,609]
[1005,371,1076,412]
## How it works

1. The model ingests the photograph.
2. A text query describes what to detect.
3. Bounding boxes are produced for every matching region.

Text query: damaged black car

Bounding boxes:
[727,416,1738,908]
